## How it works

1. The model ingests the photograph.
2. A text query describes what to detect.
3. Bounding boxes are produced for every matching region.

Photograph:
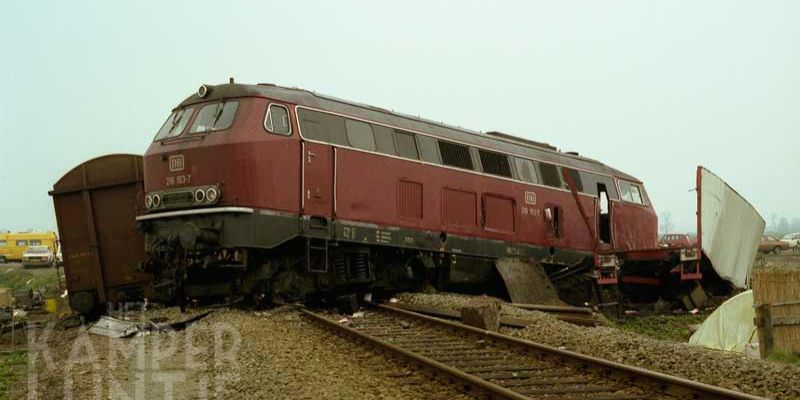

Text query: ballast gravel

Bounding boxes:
[186,307,475,400]
[22,307,476,400]
[397,292,800,400]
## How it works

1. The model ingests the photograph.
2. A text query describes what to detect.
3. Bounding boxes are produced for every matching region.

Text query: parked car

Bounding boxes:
[781,233,800,249]
[759,235,791,254]
[21,246,54,268]
[659,233,694,248]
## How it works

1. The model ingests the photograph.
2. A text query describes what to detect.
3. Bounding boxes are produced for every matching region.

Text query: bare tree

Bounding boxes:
[778,217,790,236]
[791,217,800,233]
[659,211,674,234]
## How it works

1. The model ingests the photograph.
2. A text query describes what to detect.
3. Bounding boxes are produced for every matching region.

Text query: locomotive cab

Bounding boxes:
[138,84,308,302]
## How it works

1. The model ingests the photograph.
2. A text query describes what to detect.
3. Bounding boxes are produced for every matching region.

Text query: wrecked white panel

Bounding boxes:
[89,316,140,338]
[700,167,765,288]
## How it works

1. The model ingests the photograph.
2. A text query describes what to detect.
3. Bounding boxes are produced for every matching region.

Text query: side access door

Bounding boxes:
[302,141,334,217]
[597,183,613,248]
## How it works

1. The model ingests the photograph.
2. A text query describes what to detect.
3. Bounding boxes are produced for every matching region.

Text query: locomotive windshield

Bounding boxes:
[154,107,194,141]
[189,101,239,134]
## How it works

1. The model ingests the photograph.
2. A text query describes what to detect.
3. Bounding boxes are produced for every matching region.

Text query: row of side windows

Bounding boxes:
[296,107,622,199]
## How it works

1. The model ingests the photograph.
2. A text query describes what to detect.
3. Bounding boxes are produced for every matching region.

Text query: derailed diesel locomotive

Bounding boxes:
[131,81,733,308]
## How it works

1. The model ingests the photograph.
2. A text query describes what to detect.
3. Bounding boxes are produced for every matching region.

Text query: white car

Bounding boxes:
[21,246,54,268]
[782,233,800,248]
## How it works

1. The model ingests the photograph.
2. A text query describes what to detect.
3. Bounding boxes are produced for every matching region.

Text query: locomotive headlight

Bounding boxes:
[145,194,153,209]
[206,187,219,203]
[152,193,161,208]
[194,189,206,203]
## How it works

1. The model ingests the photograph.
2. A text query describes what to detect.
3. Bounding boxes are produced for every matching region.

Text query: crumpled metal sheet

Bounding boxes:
[495,258,559,304]
[88,316,140,338]
[700,167,765,289]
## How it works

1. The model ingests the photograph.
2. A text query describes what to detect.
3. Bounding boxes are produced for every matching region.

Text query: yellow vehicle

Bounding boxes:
[0,232,58,263]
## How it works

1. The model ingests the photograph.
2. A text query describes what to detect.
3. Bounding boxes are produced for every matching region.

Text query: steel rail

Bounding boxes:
[372,303,768,400]
[299,308,531,400]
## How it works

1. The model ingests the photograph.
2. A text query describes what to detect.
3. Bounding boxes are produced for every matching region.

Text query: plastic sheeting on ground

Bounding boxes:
[689,290,757,353]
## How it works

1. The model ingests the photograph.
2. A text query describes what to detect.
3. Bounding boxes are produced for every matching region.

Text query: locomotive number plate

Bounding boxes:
[165,174,192,187]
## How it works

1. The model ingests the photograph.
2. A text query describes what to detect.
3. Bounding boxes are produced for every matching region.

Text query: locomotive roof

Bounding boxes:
[177,83,640,182]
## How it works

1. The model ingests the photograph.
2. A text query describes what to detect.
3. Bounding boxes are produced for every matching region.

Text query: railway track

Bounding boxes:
[301,303,767,400]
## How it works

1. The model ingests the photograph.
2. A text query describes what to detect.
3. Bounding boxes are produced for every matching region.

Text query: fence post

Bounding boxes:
[756,303,774,358]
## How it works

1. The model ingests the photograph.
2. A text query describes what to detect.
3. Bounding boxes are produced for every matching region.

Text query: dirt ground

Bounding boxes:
[757,251,800,270]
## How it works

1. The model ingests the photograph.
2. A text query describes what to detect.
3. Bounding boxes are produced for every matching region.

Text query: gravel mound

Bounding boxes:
[395,291,604,325]
[397,292,800,400]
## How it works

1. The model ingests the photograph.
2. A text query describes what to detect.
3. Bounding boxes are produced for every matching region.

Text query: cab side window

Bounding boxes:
[619,181,632,202]
[264,104,292,135]
[618,180,647,205]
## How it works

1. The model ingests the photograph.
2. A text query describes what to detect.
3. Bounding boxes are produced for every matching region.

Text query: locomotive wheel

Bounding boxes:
[70,291,96,316]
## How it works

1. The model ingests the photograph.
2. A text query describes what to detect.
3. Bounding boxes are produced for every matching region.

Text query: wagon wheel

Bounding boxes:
[773,246,782,255]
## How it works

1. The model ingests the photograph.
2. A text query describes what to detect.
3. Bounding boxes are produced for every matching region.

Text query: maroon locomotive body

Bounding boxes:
[136,82,694,304]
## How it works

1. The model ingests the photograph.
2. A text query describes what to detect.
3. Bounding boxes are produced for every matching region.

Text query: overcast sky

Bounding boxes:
[1,0,798,234]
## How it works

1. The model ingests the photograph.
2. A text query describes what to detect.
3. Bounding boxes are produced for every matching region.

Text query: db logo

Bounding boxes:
[524,191,537,205]
[169,155,185,172]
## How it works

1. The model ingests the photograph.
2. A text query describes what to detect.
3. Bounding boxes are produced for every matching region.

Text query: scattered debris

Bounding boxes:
[88,309,213,338]
[460,297,502,331]
[89,316,140,338]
